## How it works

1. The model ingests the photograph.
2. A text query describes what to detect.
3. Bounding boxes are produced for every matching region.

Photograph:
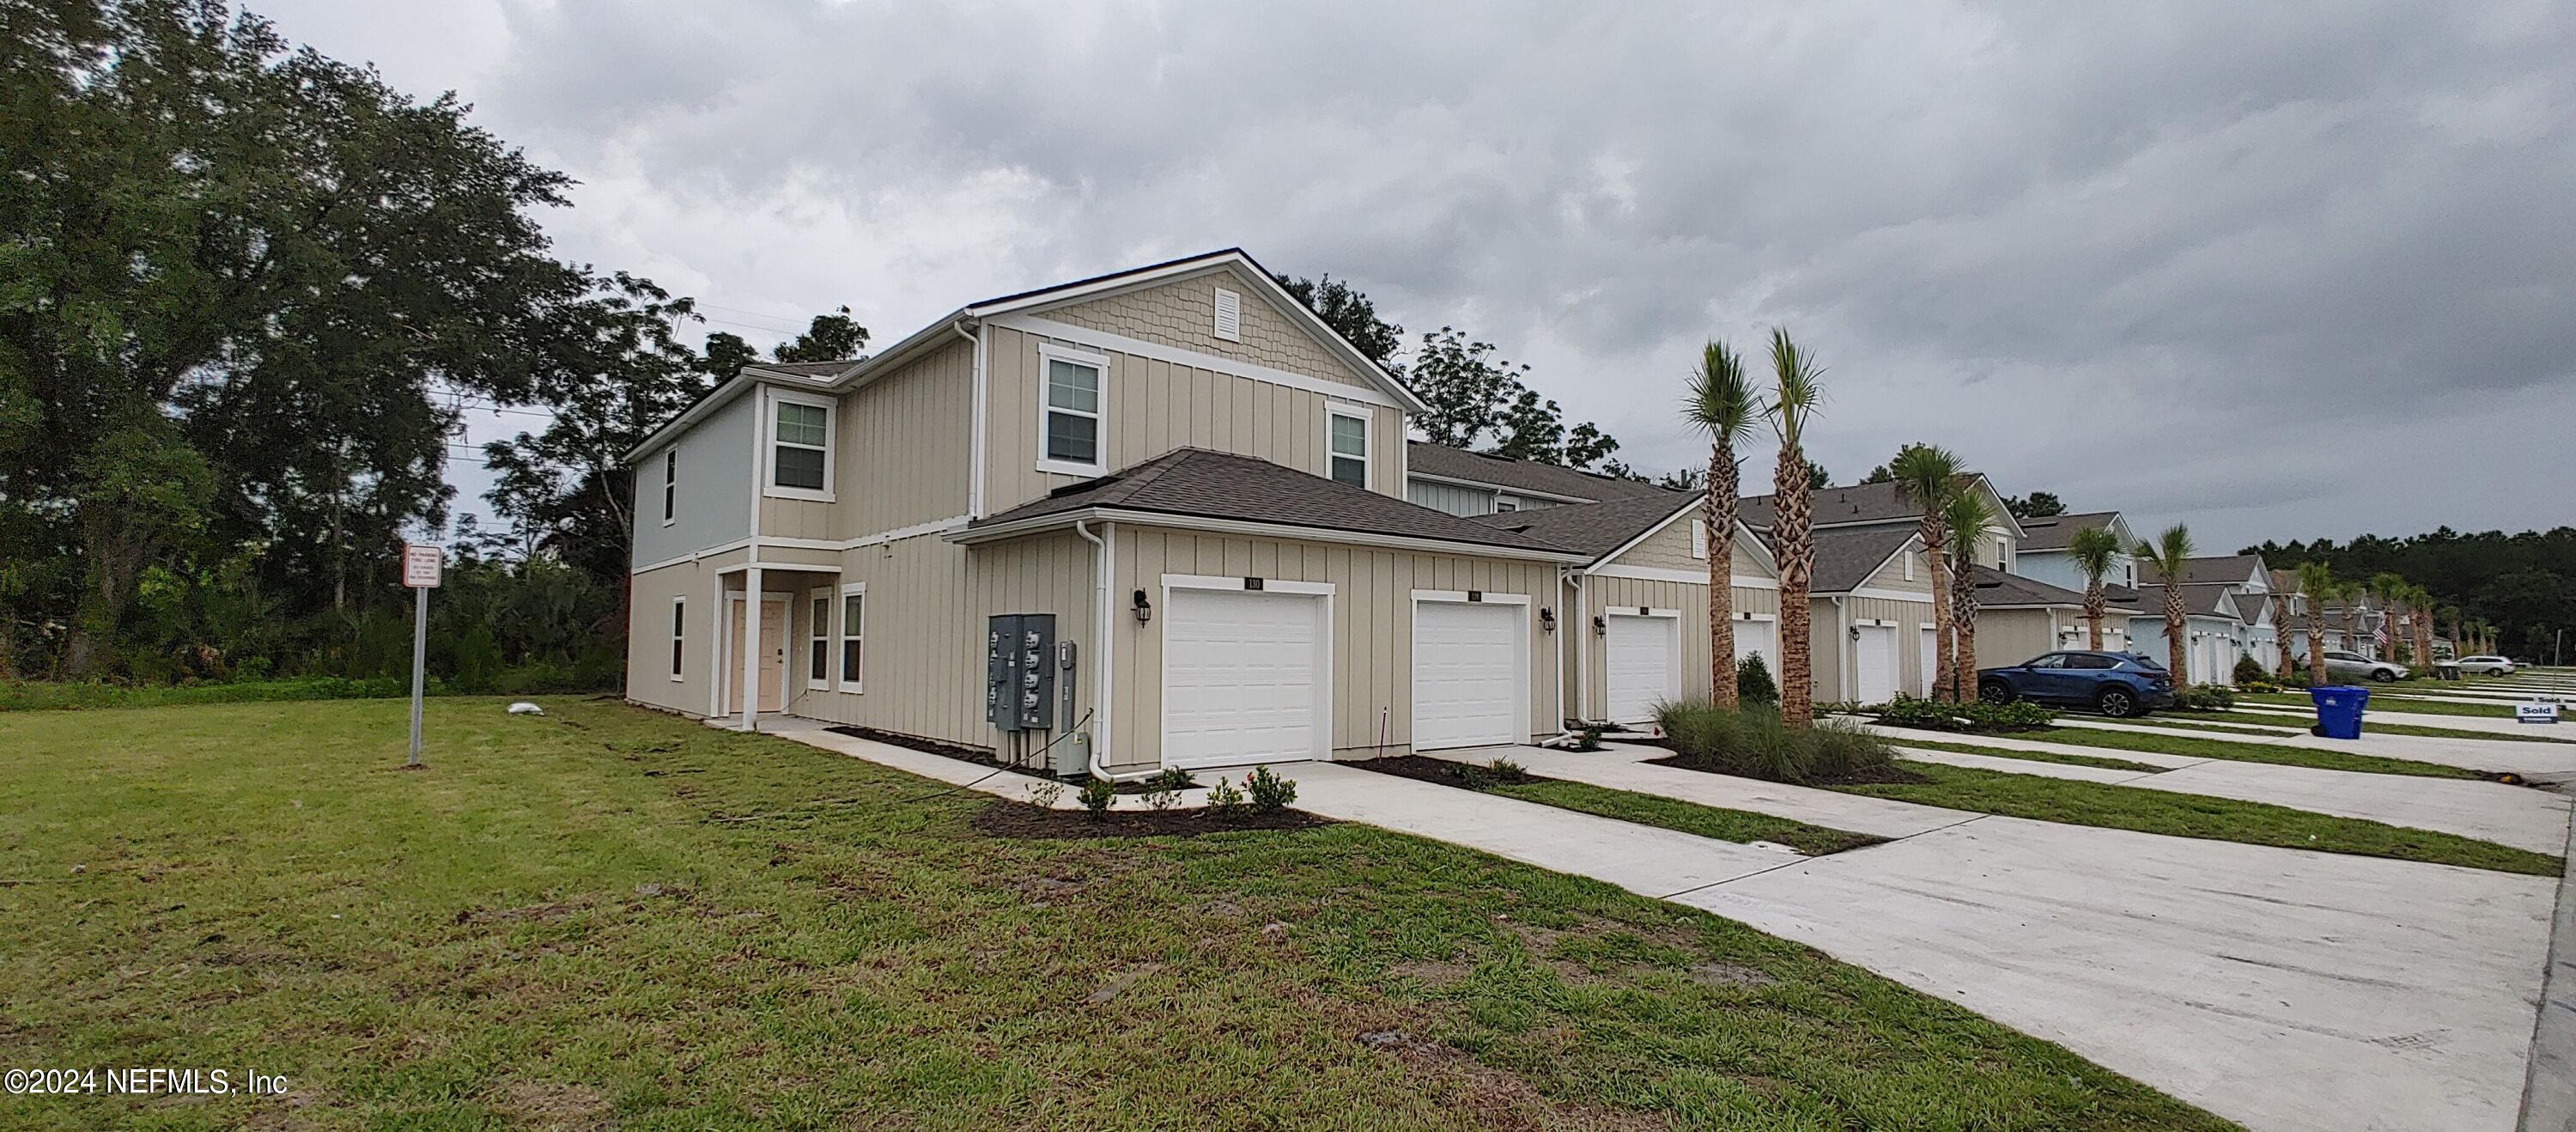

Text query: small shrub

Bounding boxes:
[1653,698,1895,784]
[1451,757,1534,789]
[1872,695,2055,733]
[1143,787,1180,812]
[1486,756,1528,782]
[2232,656,2267,685]
[1246,766,1297,813]
[1142,766,1195,793]
[1076,776,1116,817]
[1027,781,1066,809]
[1735,653,1777,707]
[1572,724,1606,752]
[2282,668,2313,689]
[2172,684,2235,711]
[1206,777,1246,816]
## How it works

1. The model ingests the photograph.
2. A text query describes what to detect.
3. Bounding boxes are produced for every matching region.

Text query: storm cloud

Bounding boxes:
[258,0,2576,549]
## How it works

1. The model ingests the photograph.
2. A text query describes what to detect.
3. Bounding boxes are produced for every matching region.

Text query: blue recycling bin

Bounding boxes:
[2310,685,2370,739]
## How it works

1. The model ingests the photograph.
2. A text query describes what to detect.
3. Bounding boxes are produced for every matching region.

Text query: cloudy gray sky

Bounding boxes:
[258,0,2575,551]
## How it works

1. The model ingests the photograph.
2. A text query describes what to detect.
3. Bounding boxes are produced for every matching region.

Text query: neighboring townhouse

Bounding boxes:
[1473,491,1781,725]
[2119,584,2255,685]
[1741,478,2026,572]
[2136,553,2278,673]
[1799,526,1941,703]
[1403,442,1672,516]
[2010,510,2138,593]
[622,249,1593,778]
[1966,565,2141,660]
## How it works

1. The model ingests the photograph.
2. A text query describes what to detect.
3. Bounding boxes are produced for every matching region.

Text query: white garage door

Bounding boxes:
[1854,623,1898,704]
[1413,600,1522,751]
[1732,618,1777,671]
[1163,587,1327,770]
[1604,614,1678,724]
[1919,626,1939,696]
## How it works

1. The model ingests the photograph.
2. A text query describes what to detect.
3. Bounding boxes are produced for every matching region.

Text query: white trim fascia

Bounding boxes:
[1831,586,1938,604]
[1324,401,1373,491]
[1734,611,1780,622]
[997,313,1404,412]
[967,253,1430,415]
[948,508,1589,564]
[1162,573,1335,596]
[1033,341,1111,478]
[840,515,972,550]
[761,386,839,502]
[1402,469,1594,506]
[1409,588,1532,606]
[1588,563,1780,588]
[633,537,756,576]
[1602,606,1684,619]
[969,320,989,519]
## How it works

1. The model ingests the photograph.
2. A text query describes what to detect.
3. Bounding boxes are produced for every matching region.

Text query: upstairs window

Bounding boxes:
[767,393,834,497]
[661,448,677,524]
[1327,407,1369,488]
[1038,346,1108,474]
[1494,498,1517,513]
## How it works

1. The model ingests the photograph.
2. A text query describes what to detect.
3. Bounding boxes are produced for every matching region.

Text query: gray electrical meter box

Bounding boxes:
[985,614,1057,732]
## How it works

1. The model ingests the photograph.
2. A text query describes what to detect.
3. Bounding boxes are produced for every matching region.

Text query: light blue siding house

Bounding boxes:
[2011,511,2136,593]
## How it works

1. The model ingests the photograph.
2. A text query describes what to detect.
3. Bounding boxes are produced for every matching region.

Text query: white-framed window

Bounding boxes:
[668,597,686,681]
[764,389,835,500]
[1691,518,1710,559]
[837,583,866,691]
[661,448,677,525]
[1212,286,1242,342]
[1494,498,1517,513]
[1326,405,1369,488]
[807,595,831,690]
[1036,345,1109,476]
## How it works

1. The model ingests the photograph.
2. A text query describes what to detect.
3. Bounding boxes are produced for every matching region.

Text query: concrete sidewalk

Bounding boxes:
[2050,715,2576,776]
[2234,702,2570,739]
[1297,746,2555,1132]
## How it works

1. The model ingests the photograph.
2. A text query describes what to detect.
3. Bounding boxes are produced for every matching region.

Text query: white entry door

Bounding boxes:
[1603,614,1679,724]
[1854,623,1898,704]
[1412,599,1523,751]
[1163,587,1328,769]
[1918,626,1939,697]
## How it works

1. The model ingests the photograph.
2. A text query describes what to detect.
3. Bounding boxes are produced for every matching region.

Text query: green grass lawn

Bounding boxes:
[1831,763,2561,876]
[2026,722,2484,778]
[1487,779,1882,856]
[1884,738,2166,774]
[2243,691,2519,719]
[0,698,2233,1129]
[2165,707,2576,746]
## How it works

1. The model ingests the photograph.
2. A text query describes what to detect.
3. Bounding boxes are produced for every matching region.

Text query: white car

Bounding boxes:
[2321,649,2408,683]
[2455,654,2517,676]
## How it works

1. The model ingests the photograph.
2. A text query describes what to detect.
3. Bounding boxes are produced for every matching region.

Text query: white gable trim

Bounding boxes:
[992,313,1405,411]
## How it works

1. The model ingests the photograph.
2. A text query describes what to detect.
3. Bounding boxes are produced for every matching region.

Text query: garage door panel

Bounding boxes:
[1605,614,1678,724]
[1164,588,1324,769]
[1414,601,1522,751]
[1855,624,1897,704]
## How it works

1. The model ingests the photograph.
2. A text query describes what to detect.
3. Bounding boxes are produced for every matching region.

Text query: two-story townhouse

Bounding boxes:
[2122,553,2275,681]
[1404,442,1675,516]
[2010,511,2138,593]
[623,250,1593,778]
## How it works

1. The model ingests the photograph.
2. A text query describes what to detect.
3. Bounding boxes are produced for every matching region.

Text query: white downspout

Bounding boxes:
[1831,594,1850,705]
[1072,519,1153,782]
[1574,572,1591,723]
[953,319,987,520]
[740,565,763,732]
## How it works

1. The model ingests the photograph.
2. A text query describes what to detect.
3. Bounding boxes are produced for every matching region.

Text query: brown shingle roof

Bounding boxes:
[2014,510,2125,552]
[1467,490,1698,559]
[1406,442,1670,504]
[1738,476,1987,532]
[1809,526,1921,593]
[2136,553,2268,587]
[969,448,1579,555]
[1970,565,2143,612]
[2129,583,2244,620]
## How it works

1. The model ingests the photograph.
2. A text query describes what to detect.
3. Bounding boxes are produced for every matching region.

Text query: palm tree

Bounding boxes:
[1684,340,1760,709]
[1942,490,1998,700]
[2272,591,2301,679]
[2408,585,2436,673]
[2367,573,2405,663]
[2066,525,2122,650]
[2134,524,2195,684]
[1765,328,1823,729]
[2443,605,2463,662]
[1888,444,1964,699]
[2296,562,2336,685]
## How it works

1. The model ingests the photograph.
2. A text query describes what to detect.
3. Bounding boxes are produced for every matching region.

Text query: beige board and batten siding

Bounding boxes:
[982,289,1406,517]
[1575,515,1779,716]
[1976,607,2070,667]
[1109,526,1560,771]
[753,341,976,545]
[625,557,715,716]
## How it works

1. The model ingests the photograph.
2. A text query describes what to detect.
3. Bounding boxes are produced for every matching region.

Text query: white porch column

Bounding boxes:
[740,564,763,732]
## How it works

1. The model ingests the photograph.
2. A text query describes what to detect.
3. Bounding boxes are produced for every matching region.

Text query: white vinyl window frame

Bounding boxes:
[1034,344,1110,478]
[660,448,677,526]
[668,596,687,681]
[806,593,831,691]
[762,387,837,502]
[835,581,867,692]
[1324,403,1370,490]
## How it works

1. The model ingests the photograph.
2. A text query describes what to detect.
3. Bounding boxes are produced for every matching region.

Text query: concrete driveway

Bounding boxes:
[1288,745,2561,1132]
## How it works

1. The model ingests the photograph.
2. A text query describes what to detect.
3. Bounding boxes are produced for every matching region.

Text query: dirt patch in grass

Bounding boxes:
[1642,752,1929,787]
[969,799,1332,839]
[490,1079,611,1127]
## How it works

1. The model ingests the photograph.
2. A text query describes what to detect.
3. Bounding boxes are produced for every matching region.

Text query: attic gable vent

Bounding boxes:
[1212,287,1242,342]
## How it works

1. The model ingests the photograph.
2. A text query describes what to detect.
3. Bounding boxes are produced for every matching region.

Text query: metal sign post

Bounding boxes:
[401,544,441,767]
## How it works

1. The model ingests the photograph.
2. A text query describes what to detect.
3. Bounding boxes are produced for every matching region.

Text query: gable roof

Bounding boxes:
[2128,583,2246,621]
[2136,552,2269,588]
[1970,565,2143,612]
[1406,442,1673,505]
[1467,492,1777,575]
[1809,526,1924,594]
[955,448,1581,559]
[1738,474,2026,539]
[2014,510,2131,553]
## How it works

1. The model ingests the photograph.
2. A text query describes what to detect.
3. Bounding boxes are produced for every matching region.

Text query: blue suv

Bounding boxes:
[1977,651,2174,718]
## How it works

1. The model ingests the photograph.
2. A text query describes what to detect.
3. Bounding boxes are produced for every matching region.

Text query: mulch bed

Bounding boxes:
[1345,754,1539,789]
[971,799,1333,840]
[1643,753,1929,787]
[826,725,1192,793]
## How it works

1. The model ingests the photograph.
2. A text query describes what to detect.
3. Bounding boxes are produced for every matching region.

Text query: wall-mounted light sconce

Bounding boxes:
[1131,589,1152,624]
[1847,624,1862,641]
[1591,616,1607,636]
[1539,607,1556,633]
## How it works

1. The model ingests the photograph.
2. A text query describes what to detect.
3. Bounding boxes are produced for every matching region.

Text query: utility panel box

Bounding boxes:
[985,614,1057,732]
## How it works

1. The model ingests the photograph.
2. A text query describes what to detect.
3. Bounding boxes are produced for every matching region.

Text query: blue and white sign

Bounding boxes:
[2517,701,2561,725]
